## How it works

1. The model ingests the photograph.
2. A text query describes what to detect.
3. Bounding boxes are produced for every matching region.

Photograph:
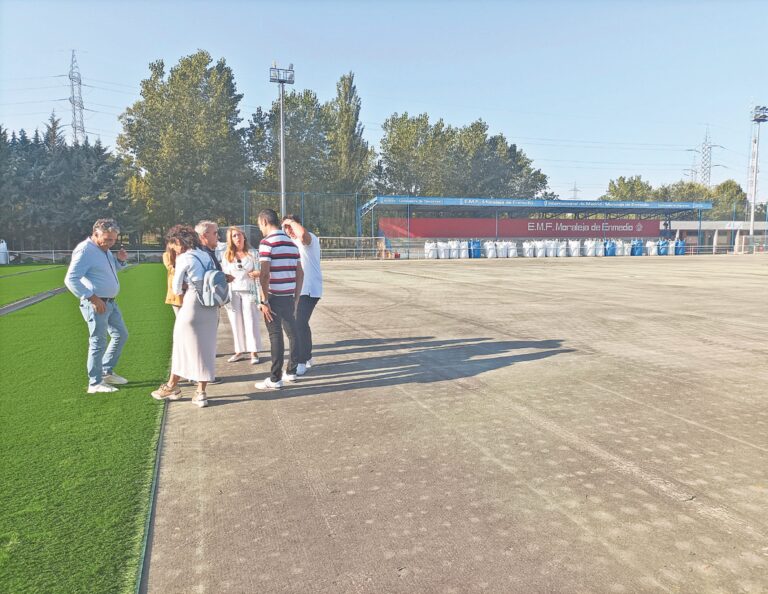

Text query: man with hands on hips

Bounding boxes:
[65,218,130,394]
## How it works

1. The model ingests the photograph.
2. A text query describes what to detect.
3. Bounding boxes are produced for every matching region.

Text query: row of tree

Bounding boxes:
[0,50,758,248]
[601,175,763,220]
[0,119,140,250]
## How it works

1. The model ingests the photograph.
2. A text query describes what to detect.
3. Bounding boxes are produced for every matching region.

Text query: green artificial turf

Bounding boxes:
[0,265,64,278]
[0,264,172,593]
[0,268,67,306]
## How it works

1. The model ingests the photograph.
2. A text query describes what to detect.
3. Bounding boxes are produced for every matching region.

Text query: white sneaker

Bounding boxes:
[296,363,307,376]
[283,372,297,383]
[305,358,314,369]
[103,372,128,385]
[192,392,208,408]
[88,383,118,394]
[255,377,283,390]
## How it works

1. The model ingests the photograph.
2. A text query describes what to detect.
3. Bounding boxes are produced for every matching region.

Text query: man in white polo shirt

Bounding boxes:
[282,214,322,376]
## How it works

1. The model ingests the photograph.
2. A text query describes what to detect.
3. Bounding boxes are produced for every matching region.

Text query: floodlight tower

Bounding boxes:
[68,50,86,144]
[269,62,295,217]
[748,106,768,236]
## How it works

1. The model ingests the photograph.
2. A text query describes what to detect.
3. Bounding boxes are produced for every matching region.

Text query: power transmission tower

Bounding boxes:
[698,128,723,188]
[68,50,85,144]
[570,182,580,199]
[699,129,712,188]
[683,151,698,183]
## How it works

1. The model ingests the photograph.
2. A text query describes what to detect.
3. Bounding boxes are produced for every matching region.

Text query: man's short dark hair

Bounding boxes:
[258,209,279,227]
[282,213,302,225]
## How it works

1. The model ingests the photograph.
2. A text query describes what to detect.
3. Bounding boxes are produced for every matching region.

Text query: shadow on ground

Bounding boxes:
[211,336,573,406]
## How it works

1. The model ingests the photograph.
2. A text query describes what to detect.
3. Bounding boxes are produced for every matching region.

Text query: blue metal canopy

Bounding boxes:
[360,195,712,218]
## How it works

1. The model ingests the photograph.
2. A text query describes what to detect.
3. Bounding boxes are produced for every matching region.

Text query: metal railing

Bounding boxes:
[5,239,765,265]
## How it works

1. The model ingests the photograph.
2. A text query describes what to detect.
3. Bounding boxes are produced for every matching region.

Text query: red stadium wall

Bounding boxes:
[378,217,660,238]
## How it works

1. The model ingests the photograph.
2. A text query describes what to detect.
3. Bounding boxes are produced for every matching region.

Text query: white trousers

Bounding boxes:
[225,291,262,353]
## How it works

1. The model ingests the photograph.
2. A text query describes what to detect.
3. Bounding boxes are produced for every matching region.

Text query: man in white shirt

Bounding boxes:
[282,215,322,376]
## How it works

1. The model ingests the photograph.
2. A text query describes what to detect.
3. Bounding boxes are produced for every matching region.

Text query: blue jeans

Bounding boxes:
[79,299,129,386]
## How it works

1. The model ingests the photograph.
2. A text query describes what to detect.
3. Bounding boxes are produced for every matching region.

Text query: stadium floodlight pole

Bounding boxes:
[270,62,295,217]
[748,106,768,236]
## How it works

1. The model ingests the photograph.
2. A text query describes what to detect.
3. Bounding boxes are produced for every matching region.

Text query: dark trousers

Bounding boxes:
[265,295,299,381]
[295,295,320,364]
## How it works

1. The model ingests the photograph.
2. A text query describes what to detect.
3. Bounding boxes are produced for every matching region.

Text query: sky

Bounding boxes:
[2,0,767,201]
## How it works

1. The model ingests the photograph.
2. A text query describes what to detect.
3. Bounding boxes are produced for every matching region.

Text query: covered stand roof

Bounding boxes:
[360,196,712,219]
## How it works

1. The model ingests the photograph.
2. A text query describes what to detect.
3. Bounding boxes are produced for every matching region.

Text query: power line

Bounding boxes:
[535,158,690,167]
[0,75,67,81]
[1,84,71,92]
[83,77,136,90]
[0,98,68,105]
[81,83,137,95]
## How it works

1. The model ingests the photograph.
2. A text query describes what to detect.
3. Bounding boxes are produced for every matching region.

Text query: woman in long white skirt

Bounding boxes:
[221,226,262,365]
[151,225,218,408]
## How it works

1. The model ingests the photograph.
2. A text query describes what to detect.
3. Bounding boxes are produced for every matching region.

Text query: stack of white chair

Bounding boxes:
[595,240,605,257]
[506,241,518,257]
[459,241,469,259]
[448,240,460,259]
[568,239,582,257]
[424,241,438,259]
[484,241,497,258]
[584,239,596,257]
[557,240,568,257]
[614,240,625,256]
[437,241,450,259]
[495,241,508,258]
[535,240,547,258]
[646,240,657,256]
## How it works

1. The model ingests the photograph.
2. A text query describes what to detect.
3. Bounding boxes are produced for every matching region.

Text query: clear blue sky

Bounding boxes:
[2,0,767,200]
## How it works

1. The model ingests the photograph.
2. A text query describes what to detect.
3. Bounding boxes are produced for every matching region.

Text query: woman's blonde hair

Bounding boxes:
[224,226,250,263]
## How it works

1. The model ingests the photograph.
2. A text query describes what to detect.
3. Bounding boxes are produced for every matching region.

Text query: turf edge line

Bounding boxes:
[134,398,169,594]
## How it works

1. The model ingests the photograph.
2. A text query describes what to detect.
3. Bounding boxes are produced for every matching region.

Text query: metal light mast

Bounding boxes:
[748,106,768,235]
[68,50,85,144]
[269,62,295,217]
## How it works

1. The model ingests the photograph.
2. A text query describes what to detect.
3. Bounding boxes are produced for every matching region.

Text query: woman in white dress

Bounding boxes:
[221,226,262,365]
[151,225,218,408]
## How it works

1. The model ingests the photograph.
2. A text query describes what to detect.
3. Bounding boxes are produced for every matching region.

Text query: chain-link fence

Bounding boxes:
[245,191,371,238]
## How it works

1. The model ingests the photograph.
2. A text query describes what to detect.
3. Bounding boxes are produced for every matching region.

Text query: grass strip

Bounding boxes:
[0,264,172,593]
[0,268,67,306]
[0,265,64,278]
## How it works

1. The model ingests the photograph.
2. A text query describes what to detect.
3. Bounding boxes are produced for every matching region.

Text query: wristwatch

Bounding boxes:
[260,300,269,306]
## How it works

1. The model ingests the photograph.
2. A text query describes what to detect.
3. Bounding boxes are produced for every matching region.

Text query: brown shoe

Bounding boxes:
[151,383,182,401]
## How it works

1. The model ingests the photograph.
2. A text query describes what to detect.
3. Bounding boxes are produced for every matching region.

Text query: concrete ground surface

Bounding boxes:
[142,256,768,594]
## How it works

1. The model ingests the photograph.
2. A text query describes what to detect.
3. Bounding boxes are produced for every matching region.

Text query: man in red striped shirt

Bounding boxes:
[255,209,303,389]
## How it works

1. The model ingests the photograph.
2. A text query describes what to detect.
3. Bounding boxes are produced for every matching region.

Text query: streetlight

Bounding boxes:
[270,62,295,217]
[748,105,768,236]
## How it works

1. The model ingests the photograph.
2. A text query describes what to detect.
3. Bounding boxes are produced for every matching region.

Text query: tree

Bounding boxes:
[324,73,374,193]
[654,180,709,203]
[707,179,747,221]
[245,89,333,195]
[376,113,550,198]
[118,50,249,232]
[602,175,654,201]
